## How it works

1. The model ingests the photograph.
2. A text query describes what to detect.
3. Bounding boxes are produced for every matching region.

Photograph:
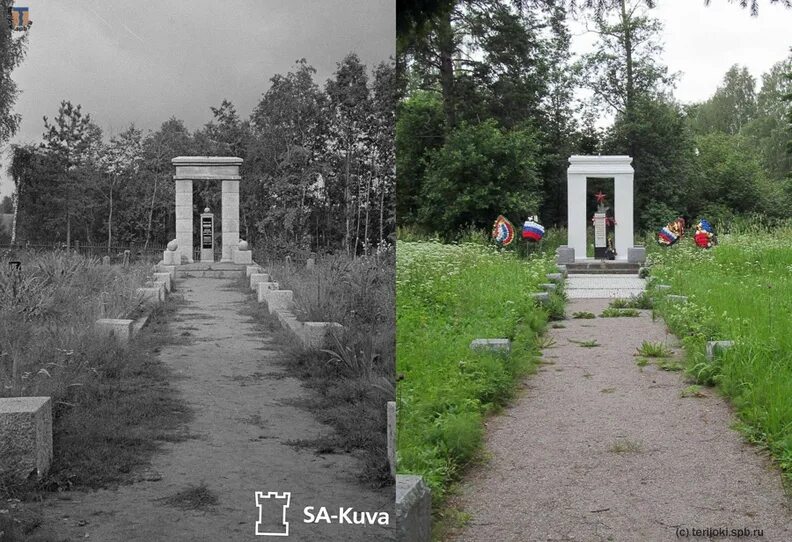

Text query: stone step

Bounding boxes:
[565,261,641,274]
[176,269,245,279]
[566,273,646,299]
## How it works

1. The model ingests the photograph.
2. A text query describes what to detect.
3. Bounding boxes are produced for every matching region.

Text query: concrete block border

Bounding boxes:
[470,338,511,353]
[0,396,53,480]
[706,340,734,360]
[396,474,432,542]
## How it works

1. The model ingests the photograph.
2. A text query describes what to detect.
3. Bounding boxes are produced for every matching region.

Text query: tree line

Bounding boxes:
[396,0,792,238]
[6,55,395,258]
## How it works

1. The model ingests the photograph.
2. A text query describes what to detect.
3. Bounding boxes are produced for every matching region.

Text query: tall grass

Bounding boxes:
[263,249,395,485]
[0,251,188,508]
[0,250,149,400]
[396,241,556,504]
[649,229,792,480]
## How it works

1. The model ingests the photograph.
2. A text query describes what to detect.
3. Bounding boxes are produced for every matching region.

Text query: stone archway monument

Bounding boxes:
[172,156,242,263]
[566,155,637,262]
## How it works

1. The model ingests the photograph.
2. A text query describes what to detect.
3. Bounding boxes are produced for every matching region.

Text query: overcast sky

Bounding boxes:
[569,0,792,121]
[0,0,394,196]
[2,1,792,197]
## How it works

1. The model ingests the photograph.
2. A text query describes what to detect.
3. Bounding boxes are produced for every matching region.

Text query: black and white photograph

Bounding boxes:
[0,1,395,540]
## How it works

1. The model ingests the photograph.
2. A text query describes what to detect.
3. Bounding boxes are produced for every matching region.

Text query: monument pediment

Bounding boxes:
[172,156,243,180]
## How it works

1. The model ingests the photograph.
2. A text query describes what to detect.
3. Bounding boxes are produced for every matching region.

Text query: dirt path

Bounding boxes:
[33,277,393,541]
[451,299,792,542]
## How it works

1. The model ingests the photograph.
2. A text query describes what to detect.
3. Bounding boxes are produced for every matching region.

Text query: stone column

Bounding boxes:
[614,173,634,261]
[221,179,240,262]
[174,179,193,263]
[566,172,587,261]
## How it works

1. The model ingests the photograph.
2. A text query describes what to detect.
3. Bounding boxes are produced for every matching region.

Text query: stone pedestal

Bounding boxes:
[96,318,134,343]
[234,250,253,265]
[628,246,647,264]
[556,246,575,265]
[163,250,181,265]
[0,396,53,479]
[200,210,214,263]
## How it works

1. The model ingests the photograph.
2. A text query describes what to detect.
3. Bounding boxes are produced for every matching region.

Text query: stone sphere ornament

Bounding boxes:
[238,240,249,251]
[167,239,178,251]
[204,207,211,213]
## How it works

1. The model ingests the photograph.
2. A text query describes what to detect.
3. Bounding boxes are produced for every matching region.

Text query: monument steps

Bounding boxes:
[158,262,248,279]
[565,261,641,275]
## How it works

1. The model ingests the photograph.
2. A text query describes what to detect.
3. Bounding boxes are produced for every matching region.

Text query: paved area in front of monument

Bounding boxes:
[566,273,646,299]
[31,277,392,542]
[450,298,792,542]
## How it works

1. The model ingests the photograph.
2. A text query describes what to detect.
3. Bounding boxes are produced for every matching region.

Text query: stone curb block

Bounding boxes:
[264,290,294,314]
[532,292,550,304]
[706,340,734,360]
[246,265,262,277]
[95,318,134,343]
[540,283,557,292]
[137,287,163,304]
[396,475,431,542]
[546,273,563,282]
[256,281,280,302]
[470,338,511,354]
[0,396,53,480]
[153,272,172,292]
[250,273,271,290]
[300,321,343,349]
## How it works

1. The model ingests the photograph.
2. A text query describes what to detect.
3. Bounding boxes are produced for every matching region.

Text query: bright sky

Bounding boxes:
[0,0,395,197]
[570,0,792,120]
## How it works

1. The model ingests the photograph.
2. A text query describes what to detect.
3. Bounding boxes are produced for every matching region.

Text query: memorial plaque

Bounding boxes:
[200,211,214,262]
[201,217,213,249]
[593,212,607,258]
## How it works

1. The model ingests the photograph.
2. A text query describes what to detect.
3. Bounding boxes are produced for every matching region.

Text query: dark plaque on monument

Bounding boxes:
[201,218,212,249]
[593,191,610,259]
[200,208,214,262]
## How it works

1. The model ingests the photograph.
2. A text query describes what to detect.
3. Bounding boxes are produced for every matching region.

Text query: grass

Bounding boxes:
[649,225,792,482]
[0,251,191,537]
[608,438,644,454]
[600,307,640,318]
[636,340,673,358]
[609,292,652,310]
[680,384,707,398]
[246,250,394,486]
[572,311,596,319]
[570,339,599,348]
[396,240,555,509]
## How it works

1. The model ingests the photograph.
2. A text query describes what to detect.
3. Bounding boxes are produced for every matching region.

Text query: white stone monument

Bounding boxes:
[567,156,634,262]
[172,156,242,263]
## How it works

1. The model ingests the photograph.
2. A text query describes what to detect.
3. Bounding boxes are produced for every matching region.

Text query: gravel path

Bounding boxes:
[31,278,393,541]
[451,299,792,542]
